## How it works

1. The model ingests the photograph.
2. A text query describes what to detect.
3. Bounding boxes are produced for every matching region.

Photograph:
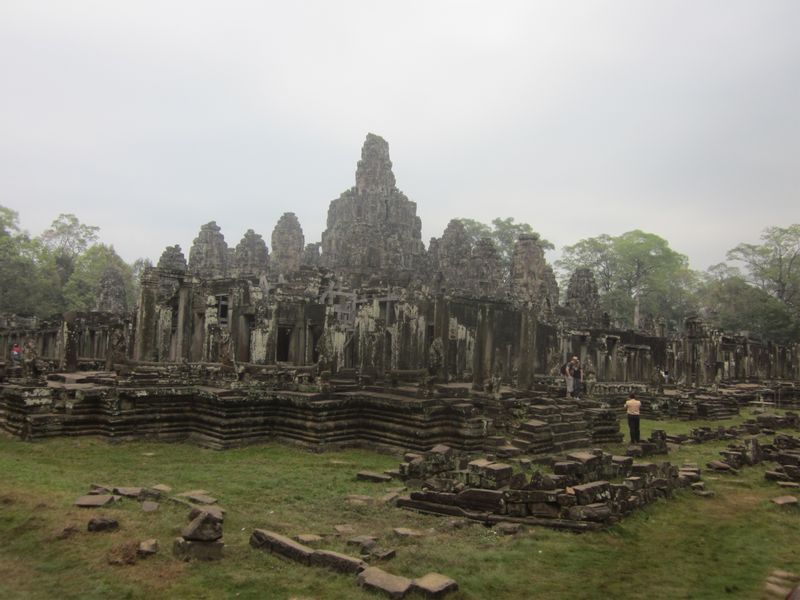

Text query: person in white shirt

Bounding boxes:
[624,392,641,443]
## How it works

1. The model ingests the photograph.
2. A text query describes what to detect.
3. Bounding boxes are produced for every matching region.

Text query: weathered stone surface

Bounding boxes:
[75,494,115,508]
[320,133,425,286]
[141,501,159,512]
[357,471,394,483]
[249,529,313,564]
[173,537,224,561]
[310,549,368,574]
[510,234,559,316]
[188,222,229,278]
[188,505,225,522]
[182,512,223,542]
[233,229,269,278]
[87,517,119,532]
[295,533,323,545]
[410,572,459,599]
[357,566,413,599]
[565,268,600,327]
[495,522,523,535]
[347,535,378,551]
[429,220,473,293]
[113,486,142,498]
[392,527,423,538]
[138,538,159,556]
[572,481,611,506]
[178,490,217,505]
[771,495,798,506]
[157,245,187,272]
[334,524,356,536]
[271,213,304,277]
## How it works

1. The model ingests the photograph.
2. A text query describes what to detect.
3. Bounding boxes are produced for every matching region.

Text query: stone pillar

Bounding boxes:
[134,270,160,362]
[61,312,79,372]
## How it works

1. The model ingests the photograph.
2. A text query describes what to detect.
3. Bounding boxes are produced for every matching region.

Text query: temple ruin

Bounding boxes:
[1,133,799,453]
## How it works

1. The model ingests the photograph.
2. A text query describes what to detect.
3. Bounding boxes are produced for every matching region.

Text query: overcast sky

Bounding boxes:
[2,1,799,271]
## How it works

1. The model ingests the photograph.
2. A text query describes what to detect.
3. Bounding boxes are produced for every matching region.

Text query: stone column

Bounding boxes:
[134,269,160,362]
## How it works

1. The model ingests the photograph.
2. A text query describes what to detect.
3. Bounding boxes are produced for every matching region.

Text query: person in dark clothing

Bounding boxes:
[625,392,641,443]
[570,361,583,398]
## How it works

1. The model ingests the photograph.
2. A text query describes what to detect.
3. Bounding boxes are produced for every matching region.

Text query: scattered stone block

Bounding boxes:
[771,495,798,507]
[334,524,356,536]
[173,537,224,561]
[410,572,459,598]
[113,486,142,498]
[393,527,423,538]
[75,494,115,508]
[778,482,800,489]
[310,549,368,574]
[54,525,79,540]
[347,535,378,551]
[87,517,119,532]
[89,484,113,494]
[495,522,522,535]
[358,566,413,599]
[358,471,394,483]
[381,492,400,505]
[249,529,313,564]
[693,490,715,498]
[138,539,158,557]
[182,511,223,542]
[764,581,792,597]
[151,483,172,494]
[369,547,397,561]
[188,505,225,522]
[141,501,159,512]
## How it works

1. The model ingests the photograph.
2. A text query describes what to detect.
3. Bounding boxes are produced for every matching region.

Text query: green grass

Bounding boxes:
[1,412,799,600]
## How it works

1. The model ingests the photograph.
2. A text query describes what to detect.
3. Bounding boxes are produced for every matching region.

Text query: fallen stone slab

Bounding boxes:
[173,538,224,561]
[358,566,412,599]
[334,524,356,536]
[358,471,394,483]
[249,529,313,564]
[107,541,139,565]
[369,547,396,561]
[54,525,79,540]
[410,572,459,598]
[138,539,158,557]
[310,549,368,574]
[771,495,798,507]
[89,484,113,494]
[764,581,792,597]
[113,486,142,498]
[151,483,172,494]
[495,522,522,535]
[693,490,715,498]
[381,492,400,505]
[75,494,115,508]
[778,481,800,489]
[347,494,374,506]
[182,511,223,542]
[88,517,119,532]
[141,501,159,512]
[393,527,423,538]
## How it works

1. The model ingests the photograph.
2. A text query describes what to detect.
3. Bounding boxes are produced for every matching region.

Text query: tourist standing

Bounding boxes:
[625,392,641,443]
[571,360,583,399]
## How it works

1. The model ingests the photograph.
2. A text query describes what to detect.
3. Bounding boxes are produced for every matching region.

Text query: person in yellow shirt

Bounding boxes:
[624,392,641,443]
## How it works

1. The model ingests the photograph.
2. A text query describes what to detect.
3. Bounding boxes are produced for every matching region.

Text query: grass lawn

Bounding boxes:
[1,412,799,600]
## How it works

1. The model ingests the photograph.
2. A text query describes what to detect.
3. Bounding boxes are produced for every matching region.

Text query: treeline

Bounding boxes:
[0,207,150,319]
[1,204,798,345]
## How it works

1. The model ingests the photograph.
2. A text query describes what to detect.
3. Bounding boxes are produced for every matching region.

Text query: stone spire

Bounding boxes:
[565,268,600,328]
[234,229,269,278]
[430,219,473,292]
[188,222,229,279]
[510,234,559,317]
[271,213,304,277]
[157,245,187,273]
[468,238,504,298]
[320,133,425,285]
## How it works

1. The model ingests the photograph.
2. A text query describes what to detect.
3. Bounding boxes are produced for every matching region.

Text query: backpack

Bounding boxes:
[561,362,570,376]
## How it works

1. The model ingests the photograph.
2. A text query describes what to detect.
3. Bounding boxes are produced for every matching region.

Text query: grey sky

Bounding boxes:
[2,1,799,271]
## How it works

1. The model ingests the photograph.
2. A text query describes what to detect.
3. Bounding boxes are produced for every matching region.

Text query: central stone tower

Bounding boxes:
[320,133,425,286]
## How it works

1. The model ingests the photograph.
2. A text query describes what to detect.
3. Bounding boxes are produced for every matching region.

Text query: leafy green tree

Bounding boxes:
[558,230,695,329]
[62,244,134,312]
[40,213,100,285]
[456,217,552,282]
[697,269,799,344]
[727,224,800,312]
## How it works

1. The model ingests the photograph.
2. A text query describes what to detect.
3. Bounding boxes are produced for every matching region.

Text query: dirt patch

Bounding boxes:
[107,540,140,566]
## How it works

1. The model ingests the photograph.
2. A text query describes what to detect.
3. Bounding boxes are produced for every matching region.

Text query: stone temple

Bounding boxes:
[1,133,799,454]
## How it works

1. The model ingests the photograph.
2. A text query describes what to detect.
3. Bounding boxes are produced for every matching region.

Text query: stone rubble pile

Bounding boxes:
[396,445,700,531]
